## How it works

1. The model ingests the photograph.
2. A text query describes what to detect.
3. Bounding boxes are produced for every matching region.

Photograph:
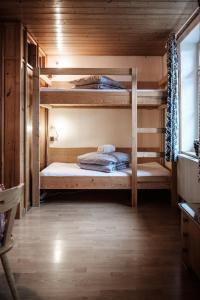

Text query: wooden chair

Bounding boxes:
[0,184,24,300]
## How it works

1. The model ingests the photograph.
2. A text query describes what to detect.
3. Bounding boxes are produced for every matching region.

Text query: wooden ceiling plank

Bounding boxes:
[0,0,198,56]
[0,6,196,15]
[0,0,197,9]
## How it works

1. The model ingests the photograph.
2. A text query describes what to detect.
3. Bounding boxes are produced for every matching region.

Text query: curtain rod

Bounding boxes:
[164,7,199,49]
[176,6,200,40]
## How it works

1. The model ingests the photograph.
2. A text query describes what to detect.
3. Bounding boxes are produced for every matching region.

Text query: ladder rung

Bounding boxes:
[137,152,165,158]
[137,128,166,134]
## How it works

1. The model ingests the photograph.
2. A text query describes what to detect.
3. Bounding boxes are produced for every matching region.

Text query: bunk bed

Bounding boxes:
[32,67,176,207]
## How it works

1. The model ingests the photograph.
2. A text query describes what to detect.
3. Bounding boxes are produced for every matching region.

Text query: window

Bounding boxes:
[180,23,200,156]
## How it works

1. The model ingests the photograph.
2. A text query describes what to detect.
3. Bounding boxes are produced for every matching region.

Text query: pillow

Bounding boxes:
[70,75,100,87]
[70,75,125,89]
[97,144,116,153]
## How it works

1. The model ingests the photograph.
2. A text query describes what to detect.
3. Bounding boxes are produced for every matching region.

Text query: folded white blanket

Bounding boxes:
[97,144,115,153]
[79,162,129,173]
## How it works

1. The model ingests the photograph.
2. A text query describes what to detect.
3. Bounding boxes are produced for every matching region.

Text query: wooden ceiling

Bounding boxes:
[0,0,198,56]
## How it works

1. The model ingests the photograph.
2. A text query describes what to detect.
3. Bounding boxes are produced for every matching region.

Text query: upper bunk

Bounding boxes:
[36,68,167,108]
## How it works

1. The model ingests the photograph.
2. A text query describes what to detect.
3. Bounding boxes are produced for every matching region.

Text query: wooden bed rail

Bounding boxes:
[46,147,165,164]
[40,67,132,76]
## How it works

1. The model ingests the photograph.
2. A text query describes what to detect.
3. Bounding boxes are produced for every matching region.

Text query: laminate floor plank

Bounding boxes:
[0,190,199,300]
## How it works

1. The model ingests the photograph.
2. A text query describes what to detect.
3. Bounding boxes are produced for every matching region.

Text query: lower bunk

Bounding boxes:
[40,162,171,190]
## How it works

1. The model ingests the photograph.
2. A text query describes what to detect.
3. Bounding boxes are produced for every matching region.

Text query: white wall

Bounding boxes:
[47,55,164,82]
[49,108,132,148]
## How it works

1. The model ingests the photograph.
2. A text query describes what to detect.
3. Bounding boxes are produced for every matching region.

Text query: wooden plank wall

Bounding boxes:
[0,26,4,183]
[2,22,25,217]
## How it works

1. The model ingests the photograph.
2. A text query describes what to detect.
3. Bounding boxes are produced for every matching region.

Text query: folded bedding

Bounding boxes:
[78,152,130,166]
[73,83,123,90]
[70,75,125,89]
[78,151,130,173]
[79,162,129,173]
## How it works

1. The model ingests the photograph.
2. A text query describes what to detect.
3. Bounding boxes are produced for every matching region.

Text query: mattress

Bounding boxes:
[40,162,170,178]
[40,162,131,177]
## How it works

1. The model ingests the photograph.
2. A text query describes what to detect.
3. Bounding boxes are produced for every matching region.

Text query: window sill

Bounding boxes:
[179,152,199,163]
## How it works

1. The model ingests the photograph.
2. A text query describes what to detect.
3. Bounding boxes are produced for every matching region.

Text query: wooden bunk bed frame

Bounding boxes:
[32,67,177,208]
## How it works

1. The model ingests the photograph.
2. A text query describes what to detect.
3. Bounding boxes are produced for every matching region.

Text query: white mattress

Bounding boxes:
[40,162,170,177]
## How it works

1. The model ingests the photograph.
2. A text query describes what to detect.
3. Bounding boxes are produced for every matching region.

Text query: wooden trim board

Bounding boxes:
[32,68,40,206]
[40,67,132,76]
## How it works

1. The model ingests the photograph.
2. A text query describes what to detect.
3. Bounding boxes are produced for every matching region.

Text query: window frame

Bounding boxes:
[178,13,200,158]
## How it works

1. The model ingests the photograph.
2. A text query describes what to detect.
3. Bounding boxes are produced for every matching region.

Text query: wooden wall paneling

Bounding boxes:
[32,68,40,206]
[3,22,25,218]
[131,68,137,207]
[4,22,21,186]
[0,25,4,184]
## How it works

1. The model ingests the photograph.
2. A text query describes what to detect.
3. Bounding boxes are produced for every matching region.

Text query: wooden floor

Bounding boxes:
[0,190,199,300]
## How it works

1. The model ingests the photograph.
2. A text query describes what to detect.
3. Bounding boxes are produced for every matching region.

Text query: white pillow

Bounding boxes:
[97,144,116,154]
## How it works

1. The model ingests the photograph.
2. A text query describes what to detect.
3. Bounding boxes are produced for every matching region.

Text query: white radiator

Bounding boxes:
[178,154,200,203]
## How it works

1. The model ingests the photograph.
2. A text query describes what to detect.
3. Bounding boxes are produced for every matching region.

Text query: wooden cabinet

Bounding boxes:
[180,203,200,279]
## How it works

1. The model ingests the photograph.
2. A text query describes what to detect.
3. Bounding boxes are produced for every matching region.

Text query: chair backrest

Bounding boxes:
[0,184,24,248]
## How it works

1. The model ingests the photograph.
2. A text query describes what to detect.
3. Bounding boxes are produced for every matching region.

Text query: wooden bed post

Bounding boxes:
[131,68,137,207]
[32,68,40,206]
